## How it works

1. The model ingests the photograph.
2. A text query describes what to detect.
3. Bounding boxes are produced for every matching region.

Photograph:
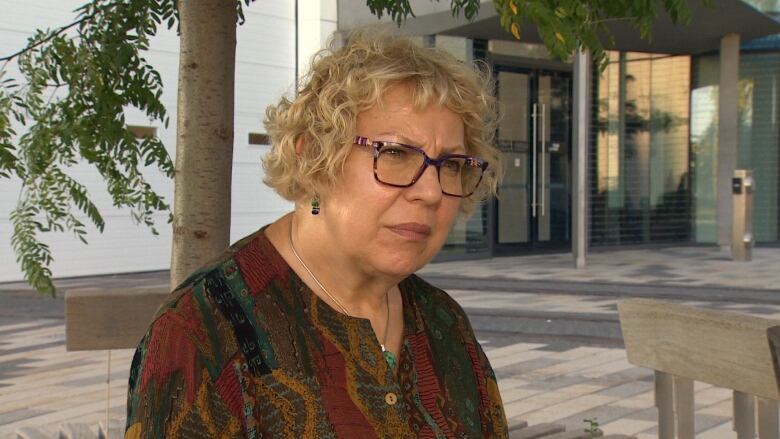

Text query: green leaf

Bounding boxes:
[0,0,175,294]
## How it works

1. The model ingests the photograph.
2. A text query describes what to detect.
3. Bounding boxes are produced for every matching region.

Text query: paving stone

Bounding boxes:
[0,409,49,426]
[595,382,652,399]
[0,341,63,357]
[639,413,731,435]
[535,342,583,353]
[697,399,733,417]
[509,422,566,439]
[598,417,656,436]
[696,421,734,439]
[14,426,55,439]
[732,306,779,315]
[502,386,550,406]
[552,404,641,434]
[0,359,30,381]
[521,374,593,392]
[543,428,604,439]
[62,375,109,388]
[621,407,657,422]
[523,393,617,426]
[508,420,529,431]
[0,322,61,337]
[97,420,124,439]
[59,423,96,439]
[495,357,566,377]
[1,359,88,380]
[587,367,653,385]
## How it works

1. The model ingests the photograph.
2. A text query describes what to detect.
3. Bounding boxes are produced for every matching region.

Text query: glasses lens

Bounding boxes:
[439,157,484,197]
[375,143,425,186]
[374,142,485,197]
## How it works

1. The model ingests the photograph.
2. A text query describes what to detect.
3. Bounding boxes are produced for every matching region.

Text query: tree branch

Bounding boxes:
[592,16,640,24]
[0,10,98,63]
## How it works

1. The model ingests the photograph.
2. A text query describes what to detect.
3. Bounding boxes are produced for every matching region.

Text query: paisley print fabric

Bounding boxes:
[125,228,507,438]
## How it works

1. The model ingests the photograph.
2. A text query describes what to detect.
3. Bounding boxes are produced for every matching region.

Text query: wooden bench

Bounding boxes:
[65,288,169,351]
[619,298,780,439]
[41,288,171,439]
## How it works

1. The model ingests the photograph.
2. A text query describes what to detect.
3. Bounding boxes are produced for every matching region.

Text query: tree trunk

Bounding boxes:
[170,0,236,289]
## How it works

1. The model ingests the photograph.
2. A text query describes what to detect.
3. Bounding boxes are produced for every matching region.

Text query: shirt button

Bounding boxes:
[385,392,398,405]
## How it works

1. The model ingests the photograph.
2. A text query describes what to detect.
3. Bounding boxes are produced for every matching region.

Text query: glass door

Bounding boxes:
[494,67,572,253]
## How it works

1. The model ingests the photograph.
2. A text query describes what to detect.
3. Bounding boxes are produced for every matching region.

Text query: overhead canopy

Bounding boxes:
[393,0,780,54]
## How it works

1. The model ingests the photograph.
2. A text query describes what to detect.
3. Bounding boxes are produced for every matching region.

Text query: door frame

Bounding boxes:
[490,62,574,256]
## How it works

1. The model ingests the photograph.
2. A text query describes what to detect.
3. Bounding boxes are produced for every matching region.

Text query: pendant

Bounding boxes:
[381,344,397,369]
[384,350,397,370]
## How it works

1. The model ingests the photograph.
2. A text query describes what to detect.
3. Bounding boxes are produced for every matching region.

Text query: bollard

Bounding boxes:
[731,169,754,261]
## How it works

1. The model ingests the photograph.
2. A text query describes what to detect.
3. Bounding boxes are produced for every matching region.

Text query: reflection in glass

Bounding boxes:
[691,51,780,244]
[591,52,691,245]
[441,201,490,254]
[738,53,780,242]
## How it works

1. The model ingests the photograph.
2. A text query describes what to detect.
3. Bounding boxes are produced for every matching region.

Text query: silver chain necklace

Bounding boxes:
[288,220,392,357]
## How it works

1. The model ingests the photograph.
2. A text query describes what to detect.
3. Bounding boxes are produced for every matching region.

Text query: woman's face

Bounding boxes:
[318,84,464,278]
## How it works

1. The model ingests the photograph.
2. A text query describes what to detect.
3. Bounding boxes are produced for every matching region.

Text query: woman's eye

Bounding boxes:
[442,159,462,172]
[380,147,406,158]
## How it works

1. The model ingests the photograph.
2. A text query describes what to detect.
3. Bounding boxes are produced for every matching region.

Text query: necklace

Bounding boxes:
[288,221,397,369]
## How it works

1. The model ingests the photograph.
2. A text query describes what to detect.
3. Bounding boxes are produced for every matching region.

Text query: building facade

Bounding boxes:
[1,0,778,282]
[338,0,780,261]
[0,1,336,281]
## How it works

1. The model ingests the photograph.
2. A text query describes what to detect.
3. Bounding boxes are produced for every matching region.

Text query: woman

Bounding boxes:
[125,30,507,438]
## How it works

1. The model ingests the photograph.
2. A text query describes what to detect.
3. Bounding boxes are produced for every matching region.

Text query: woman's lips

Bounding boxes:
[388,223,432,241]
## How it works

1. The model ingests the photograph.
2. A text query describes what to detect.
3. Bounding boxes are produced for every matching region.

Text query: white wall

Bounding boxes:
[0,1,337,282]
[298,0,338,77]
[337,0,455,30]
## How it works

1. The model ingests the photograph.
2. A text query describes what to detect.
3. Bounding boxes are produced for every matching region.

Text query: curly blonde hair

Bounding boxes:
[262,29,502,215]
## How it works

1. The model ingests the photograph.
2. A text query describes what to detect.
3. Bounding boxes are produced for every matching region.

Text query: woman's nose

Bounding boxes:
[405,163,444,204]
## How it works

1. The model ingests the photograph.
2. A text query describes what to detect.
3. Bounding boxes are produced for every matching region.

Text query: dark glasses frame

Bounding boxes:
[353,136,488,198]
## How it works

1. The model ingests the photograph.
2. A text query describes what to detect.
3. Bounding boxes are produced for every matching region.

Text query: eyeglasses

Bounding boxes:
[354,136,488,198]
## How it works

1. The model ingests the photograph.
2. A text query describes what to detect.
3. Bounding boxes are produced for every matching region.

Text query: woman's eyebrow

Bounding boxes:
[374,132,466,154]
[374,131,419,145]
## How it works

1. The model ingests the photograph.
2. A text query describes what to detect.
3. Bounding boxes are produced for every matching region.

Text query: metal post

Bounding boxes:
[106,349,111,439]
[673,376,695,439]
[733,391,756,439]
[732,169,754,261]
[572,49,590,268]
[757,398,779,439]
[656,371,675,439]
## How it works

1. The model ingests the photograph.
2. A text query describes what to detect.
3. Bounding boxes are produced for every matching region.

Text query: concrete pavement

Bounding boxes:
[422,245,780,292]
[2,245,780,437]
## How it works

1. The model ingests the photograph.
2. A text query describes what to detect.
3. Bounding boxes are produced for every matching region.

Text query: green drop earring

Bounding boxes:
[311,197,320,215]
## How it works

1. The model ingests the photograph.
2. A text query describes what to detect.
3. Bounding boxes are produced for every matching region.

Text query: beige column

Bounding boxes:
[572,49,590,268]
[717,33,740,247]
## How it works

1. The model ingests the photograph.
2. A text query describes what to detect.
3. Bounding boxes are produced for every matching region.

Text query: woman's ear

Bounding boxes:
[295,135,305,156]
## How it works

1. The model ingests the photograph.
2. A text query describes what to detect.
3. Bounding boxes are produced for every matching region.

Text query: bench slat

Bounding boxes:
[65,288,169,351]
[619,298,780,399]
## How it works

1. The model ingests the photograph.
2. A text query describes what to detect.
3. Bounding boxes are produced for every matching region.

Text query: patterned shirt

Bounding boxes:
[124,228,508,438]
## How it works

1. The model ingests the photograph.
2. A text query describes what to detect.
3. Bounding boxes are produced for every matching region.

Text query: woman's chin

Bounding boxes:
[375,254,432,277]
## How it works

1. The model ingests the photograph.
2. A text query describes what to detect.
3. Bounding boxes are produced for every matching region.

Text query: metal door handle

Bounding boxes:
[540,103,546,216]
[531,103,537,218]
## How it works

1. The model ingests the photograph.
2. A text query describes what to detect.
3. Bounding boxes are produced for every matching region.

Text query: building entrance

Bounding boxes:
[494,66,572,254]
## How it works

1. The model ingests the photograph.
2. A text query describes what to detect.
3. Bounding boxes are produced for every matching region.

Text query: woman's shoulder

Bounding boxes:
[404,274,474,335]
[151,228,269,321]
[138,227,292,375]
[161,225,289,308]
